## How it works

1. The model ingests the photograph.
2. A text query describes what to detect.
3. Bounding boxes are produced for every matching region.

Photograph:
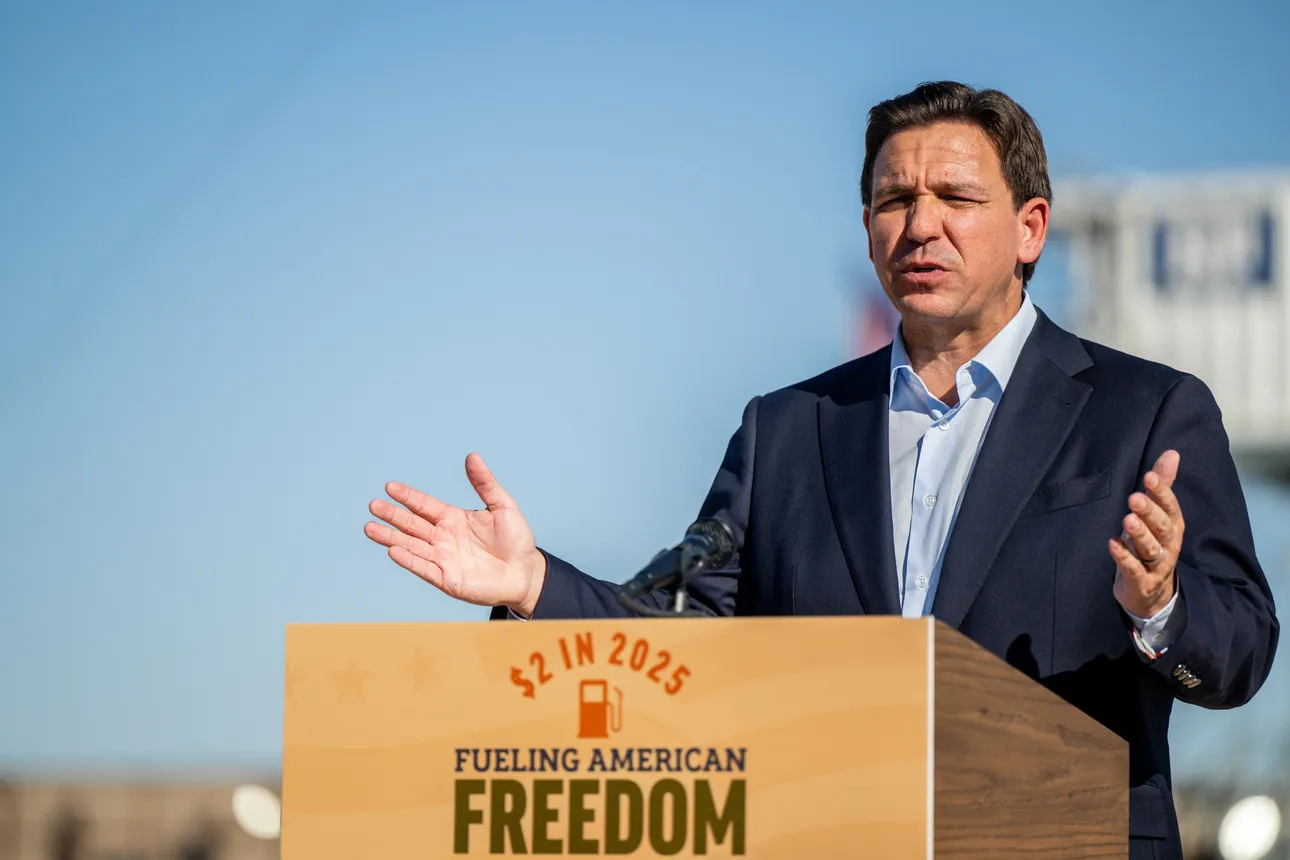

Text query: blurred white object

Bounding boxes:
[1052,171,1290,476]
[231,783,281,839]
[1217,794,1281,860]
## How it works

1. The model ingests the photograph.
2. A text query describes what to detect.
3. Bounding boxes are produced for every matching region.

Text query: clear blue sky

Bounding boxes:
[2,1,1288,775]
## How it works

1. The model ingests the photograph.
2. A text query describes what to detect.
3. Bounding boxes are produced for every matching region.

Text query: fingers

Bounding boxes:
[1149,449,1181,488]
[364,520,446,588]
[363,520,434,560]
[374,456,513,524]
[1144,468,1182,525]
[1109,537,1146,580]
[1120,448,1183,560]
[384,481,451,524]
[1127,492,1173,548]
[1110,537,1174,614]
[1122,511,1163,565]
[1111,450,1184,619]
[368,497,436,542]
[465,452,517,511]
[388,544,446,591]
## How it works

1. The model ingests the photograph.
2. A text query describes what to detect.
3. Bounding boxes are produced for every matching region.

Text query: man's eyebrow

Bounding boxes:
[872,179,989,199]
[934,180,989,196]
[872,180,916,199]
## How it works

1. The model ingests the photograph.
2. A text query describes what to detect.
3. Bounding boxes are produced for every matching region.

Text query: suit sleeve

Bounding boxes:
[1135,374,1280,708]
[488,396,760,621]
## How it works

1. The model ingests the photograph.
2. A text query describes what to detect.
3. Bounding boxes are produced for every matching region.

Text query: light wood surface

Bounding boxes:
[282,616,931,858]
[281,616,1129,857]
[932,622,1128,859]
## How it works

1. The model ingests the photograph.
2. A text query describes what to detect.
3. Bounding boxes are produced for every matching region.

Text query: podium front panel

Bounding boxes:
[281,615,933,858]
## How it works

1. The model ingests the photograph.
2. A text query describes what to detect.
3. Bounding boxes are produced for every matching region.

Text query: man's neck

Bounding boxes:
[899,291,1024,407]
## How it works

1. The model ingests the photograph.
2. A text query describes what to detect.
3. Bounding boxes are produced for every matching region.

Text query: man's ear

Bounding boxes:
[1017,197,1049,266]
[863,206,873,263]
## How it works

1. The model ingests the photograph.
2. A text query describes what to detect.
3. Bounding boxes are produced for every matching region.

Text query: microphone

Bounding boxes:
[617,518,736,615]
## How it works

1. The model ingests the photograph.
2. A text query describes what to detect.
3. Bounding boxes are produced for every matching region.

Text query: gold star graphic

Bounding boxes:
[334,663,368,702]
[405,647,437,689]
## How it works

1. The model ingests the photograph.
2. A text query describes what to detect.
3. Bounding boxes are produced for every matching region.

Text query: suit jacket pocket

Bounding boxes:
[1128,776,1171,839]
[1020,470,1112,517]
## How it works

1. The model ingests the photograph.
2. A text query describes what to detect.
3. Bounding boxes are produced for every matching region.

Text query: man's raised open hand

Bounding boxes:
[364,453,547,617]
[1110,449,1185,621]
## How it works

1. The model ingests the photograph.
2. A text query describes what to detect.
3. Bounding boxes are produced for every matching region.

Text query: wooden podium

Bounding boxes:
[280,616,1127,858]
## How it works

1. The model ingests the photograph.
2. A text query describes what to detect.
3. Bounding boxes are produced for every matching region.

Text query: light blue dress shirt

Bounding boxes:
[887,292,1181,655]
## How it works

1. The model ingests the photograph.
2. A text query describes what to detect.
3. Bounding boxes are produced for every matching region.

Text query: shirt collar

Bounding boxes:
[888,291,1038,395]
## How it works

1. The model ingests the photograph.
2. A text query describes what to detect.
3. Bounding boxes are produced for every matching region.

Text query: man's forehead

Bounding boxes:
[872,122,1001,186]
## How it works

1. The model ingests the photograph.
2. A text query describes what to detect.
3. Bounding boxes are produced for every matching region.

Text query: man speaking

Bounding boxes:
[364,81,1279,859]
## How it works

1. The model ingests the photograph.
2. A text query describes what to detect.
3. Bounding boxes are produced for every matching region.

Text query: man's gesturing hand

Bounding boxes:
[364,453,547,618]
[1109,449,1185,619]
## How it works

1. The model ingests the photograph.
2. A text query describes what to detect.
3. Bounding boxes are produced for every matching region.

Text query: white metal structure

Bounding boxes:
[1051,171,1290,474]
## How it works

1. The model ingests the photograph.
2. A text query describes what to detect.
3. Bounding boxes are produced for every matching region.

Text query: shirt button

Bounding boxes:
[916,575,929,589]
[938,422,950,432]
[923,494,937,508]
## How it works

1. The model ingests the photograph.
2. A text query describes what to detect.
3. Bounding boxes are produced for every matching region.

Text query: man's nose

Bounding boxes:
[904,197,943,244]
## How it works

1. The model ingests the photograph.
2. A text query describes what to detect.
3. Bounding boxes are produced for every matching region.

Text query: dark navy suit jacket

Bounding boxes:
[494,308,1279,855]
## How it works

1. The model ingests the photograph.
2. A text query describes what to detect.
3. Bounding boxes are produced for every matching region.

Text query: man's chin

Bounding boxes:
[894,291,961,321]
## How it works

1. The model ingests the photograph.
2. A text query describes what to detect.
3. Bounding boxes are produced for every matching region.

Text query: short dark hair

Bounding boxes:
[860,81,1052,284]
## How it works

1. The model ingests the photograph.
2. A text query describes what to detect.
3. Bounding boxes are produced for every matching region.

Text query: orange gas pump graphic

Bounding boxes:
[577,679,623,738]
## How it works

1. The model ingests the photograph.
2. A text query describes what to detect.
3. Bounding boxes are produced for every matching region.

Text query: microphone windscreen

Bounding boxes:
[685,517,736,569]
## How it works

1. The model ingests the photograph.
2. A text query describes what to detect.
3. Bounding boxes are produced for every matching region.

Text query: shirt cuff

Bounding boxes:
[507,608,528,621]
[1126,588,1184,660]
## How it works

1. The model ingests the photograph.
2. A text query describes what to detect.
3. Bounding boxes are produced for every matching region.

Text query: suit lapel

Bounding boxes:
[929,312,1093,629]
[817,349,902,616]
